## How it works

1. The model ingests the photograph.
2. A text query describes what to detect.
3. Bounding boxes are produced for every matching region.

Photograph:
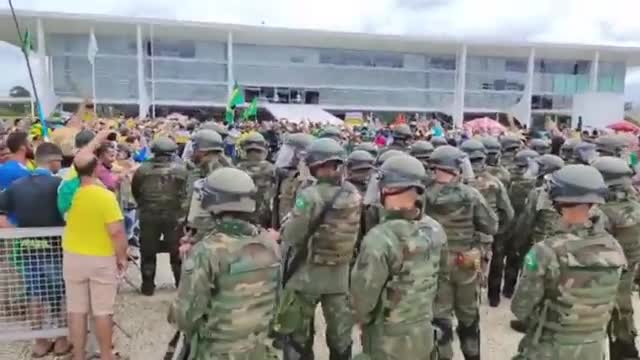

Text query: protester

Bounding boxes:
[0,130,32,190]
[62,150,127,360]
[0,142,70,357]
[96,143,120,192]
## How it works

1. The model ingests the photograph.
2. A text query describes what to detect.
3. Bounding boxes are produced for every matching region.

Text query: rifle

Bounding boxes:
[272,168,285,231]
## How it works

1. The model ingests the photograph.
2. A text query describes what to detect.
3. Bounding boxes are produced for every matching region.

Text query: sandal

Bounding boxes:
[31,341,54,358]
[53,339,73,356]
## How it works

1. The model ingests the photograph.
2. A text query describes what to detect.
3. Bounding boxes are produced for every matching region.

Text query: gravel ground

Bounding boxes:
[1,253,634,360]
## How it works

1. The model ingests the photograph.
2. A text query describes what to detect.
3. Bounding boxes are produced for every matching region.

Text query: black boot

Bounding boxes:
[457,318,481,360]
[282,340,314,360]
[329,344,352,360]
[171,264,182,288]
[487,288,500,307]
[510,320,527,333]
[141,266,156,296]
[610,339,640,360]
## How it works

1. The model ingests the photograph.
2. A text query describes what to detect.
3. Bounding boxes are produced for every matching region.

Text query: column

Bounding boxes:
[590,50,600,92]
[136,25,147,118]
[524,47,535,127]
[453,44,467,128]
[227,31,234,97]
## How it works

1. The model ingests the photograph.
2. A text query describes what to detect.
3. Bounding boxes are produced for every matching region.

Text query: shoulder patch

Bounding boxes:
[295,195,309,210]
[524,249,538,272]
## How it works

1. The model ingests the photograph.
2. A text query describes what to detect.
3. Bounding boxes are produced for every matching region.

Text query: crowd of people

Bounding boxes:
[1,106,640,360]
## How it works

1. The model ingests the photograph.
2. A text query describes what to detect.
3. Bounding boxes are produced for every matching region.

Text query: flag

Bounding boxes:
[22,29,33,53]
[242,97,258,121]
[225,84,245,125]
[88,30,98,65]
[392,113,406,126]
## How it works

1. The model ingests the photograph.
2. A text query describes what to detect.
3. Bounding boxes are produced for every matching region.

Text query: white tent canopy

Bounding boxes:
[264,104,343,125]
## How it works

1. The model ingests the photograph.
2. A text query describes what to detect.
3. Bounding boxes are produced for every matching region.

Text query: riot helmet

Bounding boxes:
[548,164,607,205]
[200,167,257,214]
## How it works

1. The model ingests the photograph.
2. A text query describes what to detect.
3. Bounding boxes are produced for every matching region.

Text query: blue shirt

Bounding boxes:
[0,160,30,191]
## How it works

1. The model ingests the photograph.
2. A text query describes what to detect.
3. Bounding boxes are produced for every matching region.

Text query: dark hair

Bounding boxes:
[75,156,98,177]
[96,143,113,158]
[75,130,95,148]
[35,142,63,163]
[6,131,28,154]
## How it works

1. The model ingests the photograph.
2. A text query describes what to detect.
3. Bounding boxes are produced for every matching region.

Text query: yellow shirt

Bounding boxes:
[63,184,123,256]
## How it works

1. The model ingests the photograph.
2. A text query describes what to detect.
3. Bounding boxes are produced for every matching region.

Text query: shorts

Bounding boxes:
[23,252,64,302]
[63,252,117,316]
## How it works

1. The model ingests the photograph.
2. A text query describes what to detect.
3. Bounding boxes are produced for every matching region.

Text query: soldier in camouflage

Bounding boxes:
[351,155,447,360]
[528,138,550,155]
[481,137,511,187]
[460,140,514,307]
[572,142,599,165]
[431,136,448,148]
[170,167,280,360]
[559,138,580,162]
[423,145,498,360]
[277,138,362,360]
[410,140,435,185]
[132,137,188,296]
[236,132,275,228]
[498,135,522,171]
[320,126,343,143]
[596,134,628,157]
[272,133,315,230]
[593,157,640,359]
[362,149,405,234]
[346,150,375,195]
[354,142,379,158]
[511,164,626,360]
[502,149,540,298]
[383,124,413,153]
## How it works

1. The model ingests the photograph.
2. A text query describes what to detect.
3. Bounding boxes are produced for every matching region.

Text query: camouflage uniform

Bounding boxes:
[593,157,640,358]
[382,124,413,154]
[132,137,188,295]
[410,140,435,185]
[423,145,499,360]
[236,133,275,228]
[346,150,375,195]
[461,139,514,307]
[482,137,511,187]
[363,150,405,234]
[354,142,379,159]
[170,168,280,360]
[512,165,626,360]
[502,149,540,298]
[278,138,362,359]
[528,138,550,155]
[351,155,448,360]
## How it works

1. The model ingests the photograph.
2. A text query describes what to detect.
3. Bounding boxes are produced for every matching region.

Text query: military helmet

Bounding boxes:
[242,132,267,152]
[460,139,487,160]
[409,140,434,159]
[379,155,426,191]
[560,138,581,160]
[481,137,501,155]
[284,133,314,150]
[528,138,550,154]
[375,149,405,166]
[592,156,634,186]
[596,134,627,156]
[536,154,565,175]
[305,138,346,168]
[200,121,228,137]
[151,136,178,154]
[430,145,466,172]
[514,149,540,167]
[193,129,224,152]
[500,135,521,152]
[431,136,448,148]
[572,142,598,164]
[354,142,379,158]
[392,124,413,140]
[347,150,375,171]
[201,168,257,214]
[548,164,607,204]
[319,126,342,140]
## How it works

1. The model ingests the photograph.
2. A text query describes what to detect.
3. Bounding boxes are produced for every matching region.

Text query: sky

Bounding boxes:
[1,0,639,101]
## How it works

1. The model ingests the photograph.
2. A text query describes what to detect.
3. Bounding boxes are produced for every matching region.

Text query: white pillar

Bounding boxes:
[453,44,467,128]
[227,31,234,97]
[525,47,535,127]
[136,25,146,118]
[590,50,600,92]
[150,24,156,118]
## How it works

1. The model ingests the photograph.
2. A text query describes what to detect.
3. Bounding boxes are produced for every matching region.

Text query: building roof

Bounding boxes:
[1,9,639,65]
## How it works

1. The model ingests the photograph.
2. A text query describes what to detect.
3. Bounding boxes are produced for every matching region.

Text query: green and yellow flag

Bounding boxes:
[22,29,33,53]
[242,97,258,121]
[225,84,245,125]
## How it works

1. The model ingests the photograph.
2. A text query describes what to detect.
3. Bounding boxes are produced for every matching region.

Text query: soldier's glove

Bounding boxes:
[432,318,453,345]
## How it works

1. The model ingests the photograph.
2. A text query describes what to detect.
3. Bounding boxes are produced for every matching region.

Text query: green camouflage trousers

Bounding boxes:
[609,266,638,344]
[434,256,480,359]
[189,338,280,360]
[290,292,353,354]
[513,336,607,360]
[359,321,434,360]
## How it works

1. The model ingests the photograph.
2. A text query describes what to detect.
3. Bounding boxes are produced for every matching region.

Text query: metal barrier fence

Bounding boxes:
[0,227,67,341]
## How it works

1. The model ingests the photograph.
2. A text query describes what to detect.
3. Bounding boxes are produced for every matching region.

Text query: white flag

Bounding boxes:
[88,29,98,65]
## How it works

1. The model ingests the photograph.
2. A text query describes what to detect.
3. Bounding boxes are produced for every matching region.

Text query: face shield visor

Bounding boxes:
[458,155,475,182]
[274,144,300,169]
[523,158,541,179]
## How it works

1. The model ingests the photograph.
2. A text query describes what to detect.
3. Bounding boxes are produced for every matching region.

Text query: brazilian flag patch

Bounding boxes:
[295,196,308,210]
[524,249,538,272]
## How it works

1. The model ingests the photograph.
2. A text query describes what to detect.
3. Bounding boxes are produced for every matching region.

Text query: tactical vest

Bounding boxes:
[471,172,499,212]
[346,169,370,195]
[310,185,362,266]
[238,160,274,207]
[138,161,184,212]
[531,188,561,244]
[487,165,510,187]
[277,171,303,224]
[200,232,279,352]
[381,218,443,330]
[600,192,640,264]
[540,233,625,344]
[509,175,536,213]
[425,183,475,250]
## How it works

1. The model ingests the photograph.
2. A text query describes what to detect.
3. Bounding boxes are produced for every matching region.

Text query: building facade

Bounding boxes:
[0,10,637,127]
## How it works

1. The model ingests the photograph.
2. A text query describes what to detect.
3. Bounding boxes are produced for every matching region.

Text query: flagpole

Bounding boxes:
[8,0,48,138]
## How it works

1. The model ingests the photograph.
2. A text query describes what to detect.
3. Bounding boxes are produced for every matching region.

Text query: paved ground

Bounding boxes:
[0,254,629,360]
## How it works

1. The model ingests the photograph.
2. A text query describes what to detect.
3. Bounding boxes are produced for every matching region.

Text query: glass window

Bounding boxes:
[535,60,591,74]
[152,40,196,58]
[52,55,92,97]
[429,56,456,70]
[94,35,136,56]
[505,59,527,73]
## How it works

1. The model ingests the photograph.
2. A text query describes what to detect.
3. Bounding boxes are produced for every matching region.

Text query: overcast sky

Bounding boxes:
[1,0,639,100]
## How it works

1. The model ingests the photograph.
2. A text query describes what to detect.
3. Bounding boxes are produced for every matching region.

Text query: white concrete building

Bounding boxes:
[0,10,639,127]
